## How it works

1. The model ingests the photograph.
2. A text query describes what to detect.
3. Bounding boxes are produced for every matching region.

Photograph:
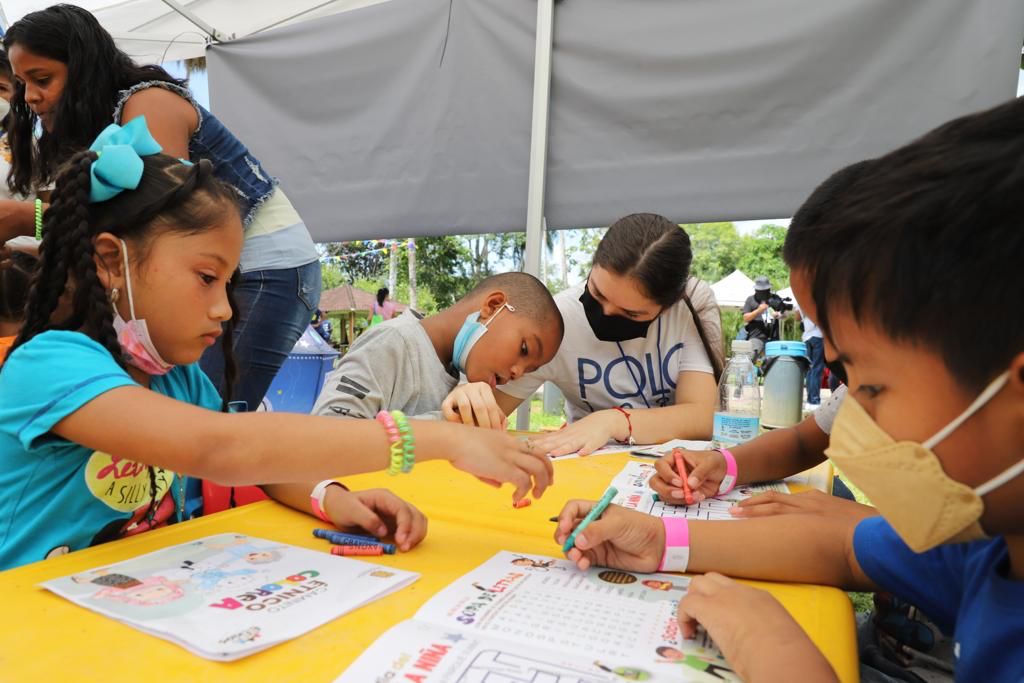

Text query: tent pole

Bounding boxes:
[159,0,226,42]
[516,0,555,430]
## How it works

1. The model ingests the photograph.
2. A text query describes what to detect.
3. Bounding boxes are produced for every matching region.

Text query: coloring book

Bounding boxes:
[337,551,740,682]
[42,533,418,660]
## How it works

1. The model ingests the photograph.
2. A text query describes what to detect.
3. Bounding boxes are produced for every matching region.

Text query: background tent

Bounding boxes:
[204,0,1024,242]
[710,270,755,310]
[318,283,409,349]
[0,0,392,63]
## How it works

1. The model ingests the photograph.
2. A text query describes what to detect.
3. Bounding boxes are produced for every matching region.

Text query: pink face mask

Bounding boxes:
[111,239,173,376]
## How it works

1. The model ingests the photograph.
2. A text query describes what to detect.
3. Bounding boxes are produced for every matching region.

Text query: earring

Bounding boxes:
[110,287,119,304]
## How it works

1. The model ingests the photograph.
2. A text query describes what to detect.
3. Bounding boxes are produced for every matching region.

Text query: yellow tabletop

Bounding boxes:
[1,453,857,682]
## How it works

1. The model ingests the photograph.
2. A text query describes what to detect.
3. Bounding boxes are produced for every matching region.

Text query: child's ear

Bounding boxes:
[1009,352,1024,394]
[92,232,126,291]
[479,291,508,318]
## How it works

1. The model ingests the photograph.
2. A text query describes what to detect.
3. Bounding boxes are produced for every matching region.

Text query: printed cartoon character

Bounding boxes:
[71,569,143,589]
[655,646,736,680]
[179,559,258,591]
[594,661,652,680]
[510,557,564,571]
[88,575,203,621]
[641,579,685,592]
[94,576,185,606]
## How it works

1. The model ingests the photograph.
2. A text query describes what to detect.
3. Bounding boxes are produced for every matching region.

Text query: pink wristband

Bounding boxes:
[717,448,738,494]
[658,517,690,572]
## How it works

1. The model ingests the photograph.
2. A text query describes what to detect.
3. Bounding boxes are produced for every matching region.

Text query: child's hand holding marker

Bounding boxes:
[650,448,727,503]
[554,497,663,572]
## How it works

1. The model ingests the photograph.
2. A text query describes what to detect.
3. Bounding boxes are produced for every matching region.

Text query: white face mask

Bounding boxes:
[111,239,174,376]
[0,98,10,121]
[826,371,1023,552]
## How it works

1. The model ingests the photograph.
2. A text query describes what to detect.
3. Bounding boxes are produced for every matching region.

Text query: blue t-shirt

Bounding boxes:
[0,331,222,571]
[854,516,1024,682]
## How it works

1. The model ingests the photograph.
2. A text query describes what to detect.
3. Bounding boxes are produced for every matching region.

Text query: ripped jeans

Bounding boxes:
[200,260,322,411]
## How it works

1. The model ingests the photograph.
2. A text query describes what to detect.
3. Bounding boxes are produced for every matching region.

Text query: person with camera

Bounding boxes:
[741,276,787,354]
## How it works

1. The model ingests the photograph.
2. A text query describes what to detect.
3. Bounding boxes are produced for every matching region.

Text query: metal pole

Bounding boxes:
[159,0,225,41]
[516,0,555,431]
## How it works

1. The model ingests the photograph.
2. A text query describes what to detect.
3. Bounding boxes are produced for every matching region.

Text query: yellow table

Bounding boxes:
[1,453,857,682]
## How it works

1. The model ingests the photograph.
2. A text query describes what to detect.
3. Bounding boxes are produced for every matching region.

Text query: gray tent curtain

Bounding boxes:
[207,0,1024,242]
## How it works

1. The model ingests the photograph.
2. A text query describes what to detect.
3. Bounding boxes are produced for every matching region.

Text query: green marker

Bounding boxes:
[562,487,618,554]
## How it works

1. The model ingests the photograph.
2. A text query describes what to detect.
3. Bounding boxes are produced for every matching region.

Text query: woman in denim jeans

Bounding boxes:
[0,6,321,411]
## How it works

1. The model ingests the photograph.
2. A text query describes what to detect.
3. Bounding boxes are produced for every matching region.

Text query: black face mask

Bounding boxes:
[826,359,848,385]
[579,285,655,342]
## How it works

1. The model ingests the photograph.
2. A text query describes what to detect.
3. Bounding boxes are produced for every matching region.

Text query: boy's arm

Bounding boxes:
[556,502,876,591]
[650,413,830,503]
[729,415,830,482]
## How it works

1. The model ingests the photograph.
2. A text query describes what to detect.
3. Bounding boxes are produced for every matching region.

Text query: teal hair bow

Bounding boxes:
[88,116,163,203]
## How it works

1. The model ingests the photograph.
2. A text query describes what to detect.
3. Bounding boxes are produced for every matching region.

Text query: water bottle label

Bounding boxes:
[713,412,760,447]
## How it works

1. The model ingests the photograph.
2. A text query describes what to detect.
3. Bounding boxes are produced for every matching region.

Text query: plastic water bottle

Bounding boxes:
[712,340,761,448]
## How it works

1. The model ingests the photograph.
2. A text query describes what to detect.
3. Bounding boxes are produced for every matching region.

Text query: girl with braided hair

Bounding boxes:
[0,119,554,571]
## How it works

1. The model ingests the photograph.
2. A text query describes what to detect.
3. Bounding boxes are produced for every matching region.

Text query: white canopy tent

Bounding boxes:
[0,1,392,63]
[711,270,755,310]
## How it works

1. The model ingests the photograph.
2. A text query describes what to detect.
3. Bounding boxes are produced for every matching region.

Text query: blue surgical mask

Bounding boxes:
[451,302,515,374]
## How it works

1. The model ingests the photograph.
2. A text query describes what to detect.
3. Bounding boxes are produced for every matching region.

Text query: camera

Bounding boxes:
[767,293,793,313]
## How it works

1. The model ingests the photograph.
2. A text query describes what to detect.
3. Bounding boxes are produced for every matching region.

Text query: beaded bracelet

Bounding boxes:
[375,410,403,475]
[34,199,43,240]
[390,410,416,473]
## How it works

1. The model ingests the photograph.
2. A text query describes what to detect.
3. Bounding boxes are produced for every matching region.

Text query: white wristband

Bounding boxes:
[310,480,347,523]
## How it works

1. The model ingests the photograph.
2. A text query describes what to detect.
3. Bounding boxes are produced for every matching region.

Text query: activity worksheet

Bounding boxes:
[337,551,739,682]
[42,533,418,660]
[610,461,790,521]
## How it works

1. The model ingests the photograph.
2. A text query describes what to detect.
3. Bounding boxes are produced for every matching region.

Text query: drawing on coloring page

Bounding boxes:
[457,649,616,682]
[610,461,789,521]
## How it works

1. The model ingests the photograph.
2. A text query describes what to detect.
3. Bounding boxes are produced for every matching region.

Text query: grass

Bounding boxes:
[507,396,565,432]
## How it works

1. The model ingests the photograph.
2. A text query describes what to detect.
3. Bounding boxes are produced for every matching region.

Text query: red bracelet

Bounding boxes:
[612,406,635,446]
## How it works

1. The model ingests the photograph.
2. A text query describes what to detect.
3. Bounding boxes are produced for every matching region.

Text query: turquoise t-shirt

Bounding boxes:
[0,331,222,571]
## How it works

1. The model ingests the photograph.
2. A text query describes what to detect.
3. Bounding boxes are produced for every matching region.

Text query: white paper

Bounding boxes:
[42,533,418,661]
[610,461,790,521]
[337,551,739,682]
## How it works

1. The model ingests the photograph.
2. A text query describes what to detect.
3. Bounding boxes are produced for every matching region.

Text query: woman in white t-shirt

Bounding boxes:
[494,214,723,455]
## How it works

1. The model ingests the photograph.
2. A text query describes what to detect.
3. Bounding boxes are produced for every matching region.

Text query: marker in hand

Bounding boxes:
[562,487,618,554]
[672,448,694,505]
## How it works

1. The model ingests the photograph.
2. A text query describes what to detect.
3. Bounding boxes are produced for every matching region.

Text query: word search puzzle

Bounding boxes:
[610,461,790,521]
[337,551,739,682]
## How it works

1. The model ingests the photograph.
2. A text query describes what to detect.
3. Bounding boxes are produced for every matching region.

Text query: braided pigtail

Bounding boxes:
[6,151,111,361]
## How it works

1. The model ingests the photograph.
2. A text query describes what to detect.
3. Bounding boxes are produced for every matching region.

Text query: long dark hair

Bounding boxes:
[376,287,388,307]
[3,4,185,195]
[593,213,723,380]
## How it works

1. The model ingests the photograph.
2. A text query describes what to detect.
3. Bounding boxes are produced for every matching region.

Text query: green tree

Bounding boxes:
[737,224,790,289]
[685,222,741,283]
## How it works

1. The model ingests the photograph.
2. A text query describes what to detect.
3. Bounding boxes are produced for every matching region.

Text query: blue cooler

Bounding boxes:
[260,326,340,413]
